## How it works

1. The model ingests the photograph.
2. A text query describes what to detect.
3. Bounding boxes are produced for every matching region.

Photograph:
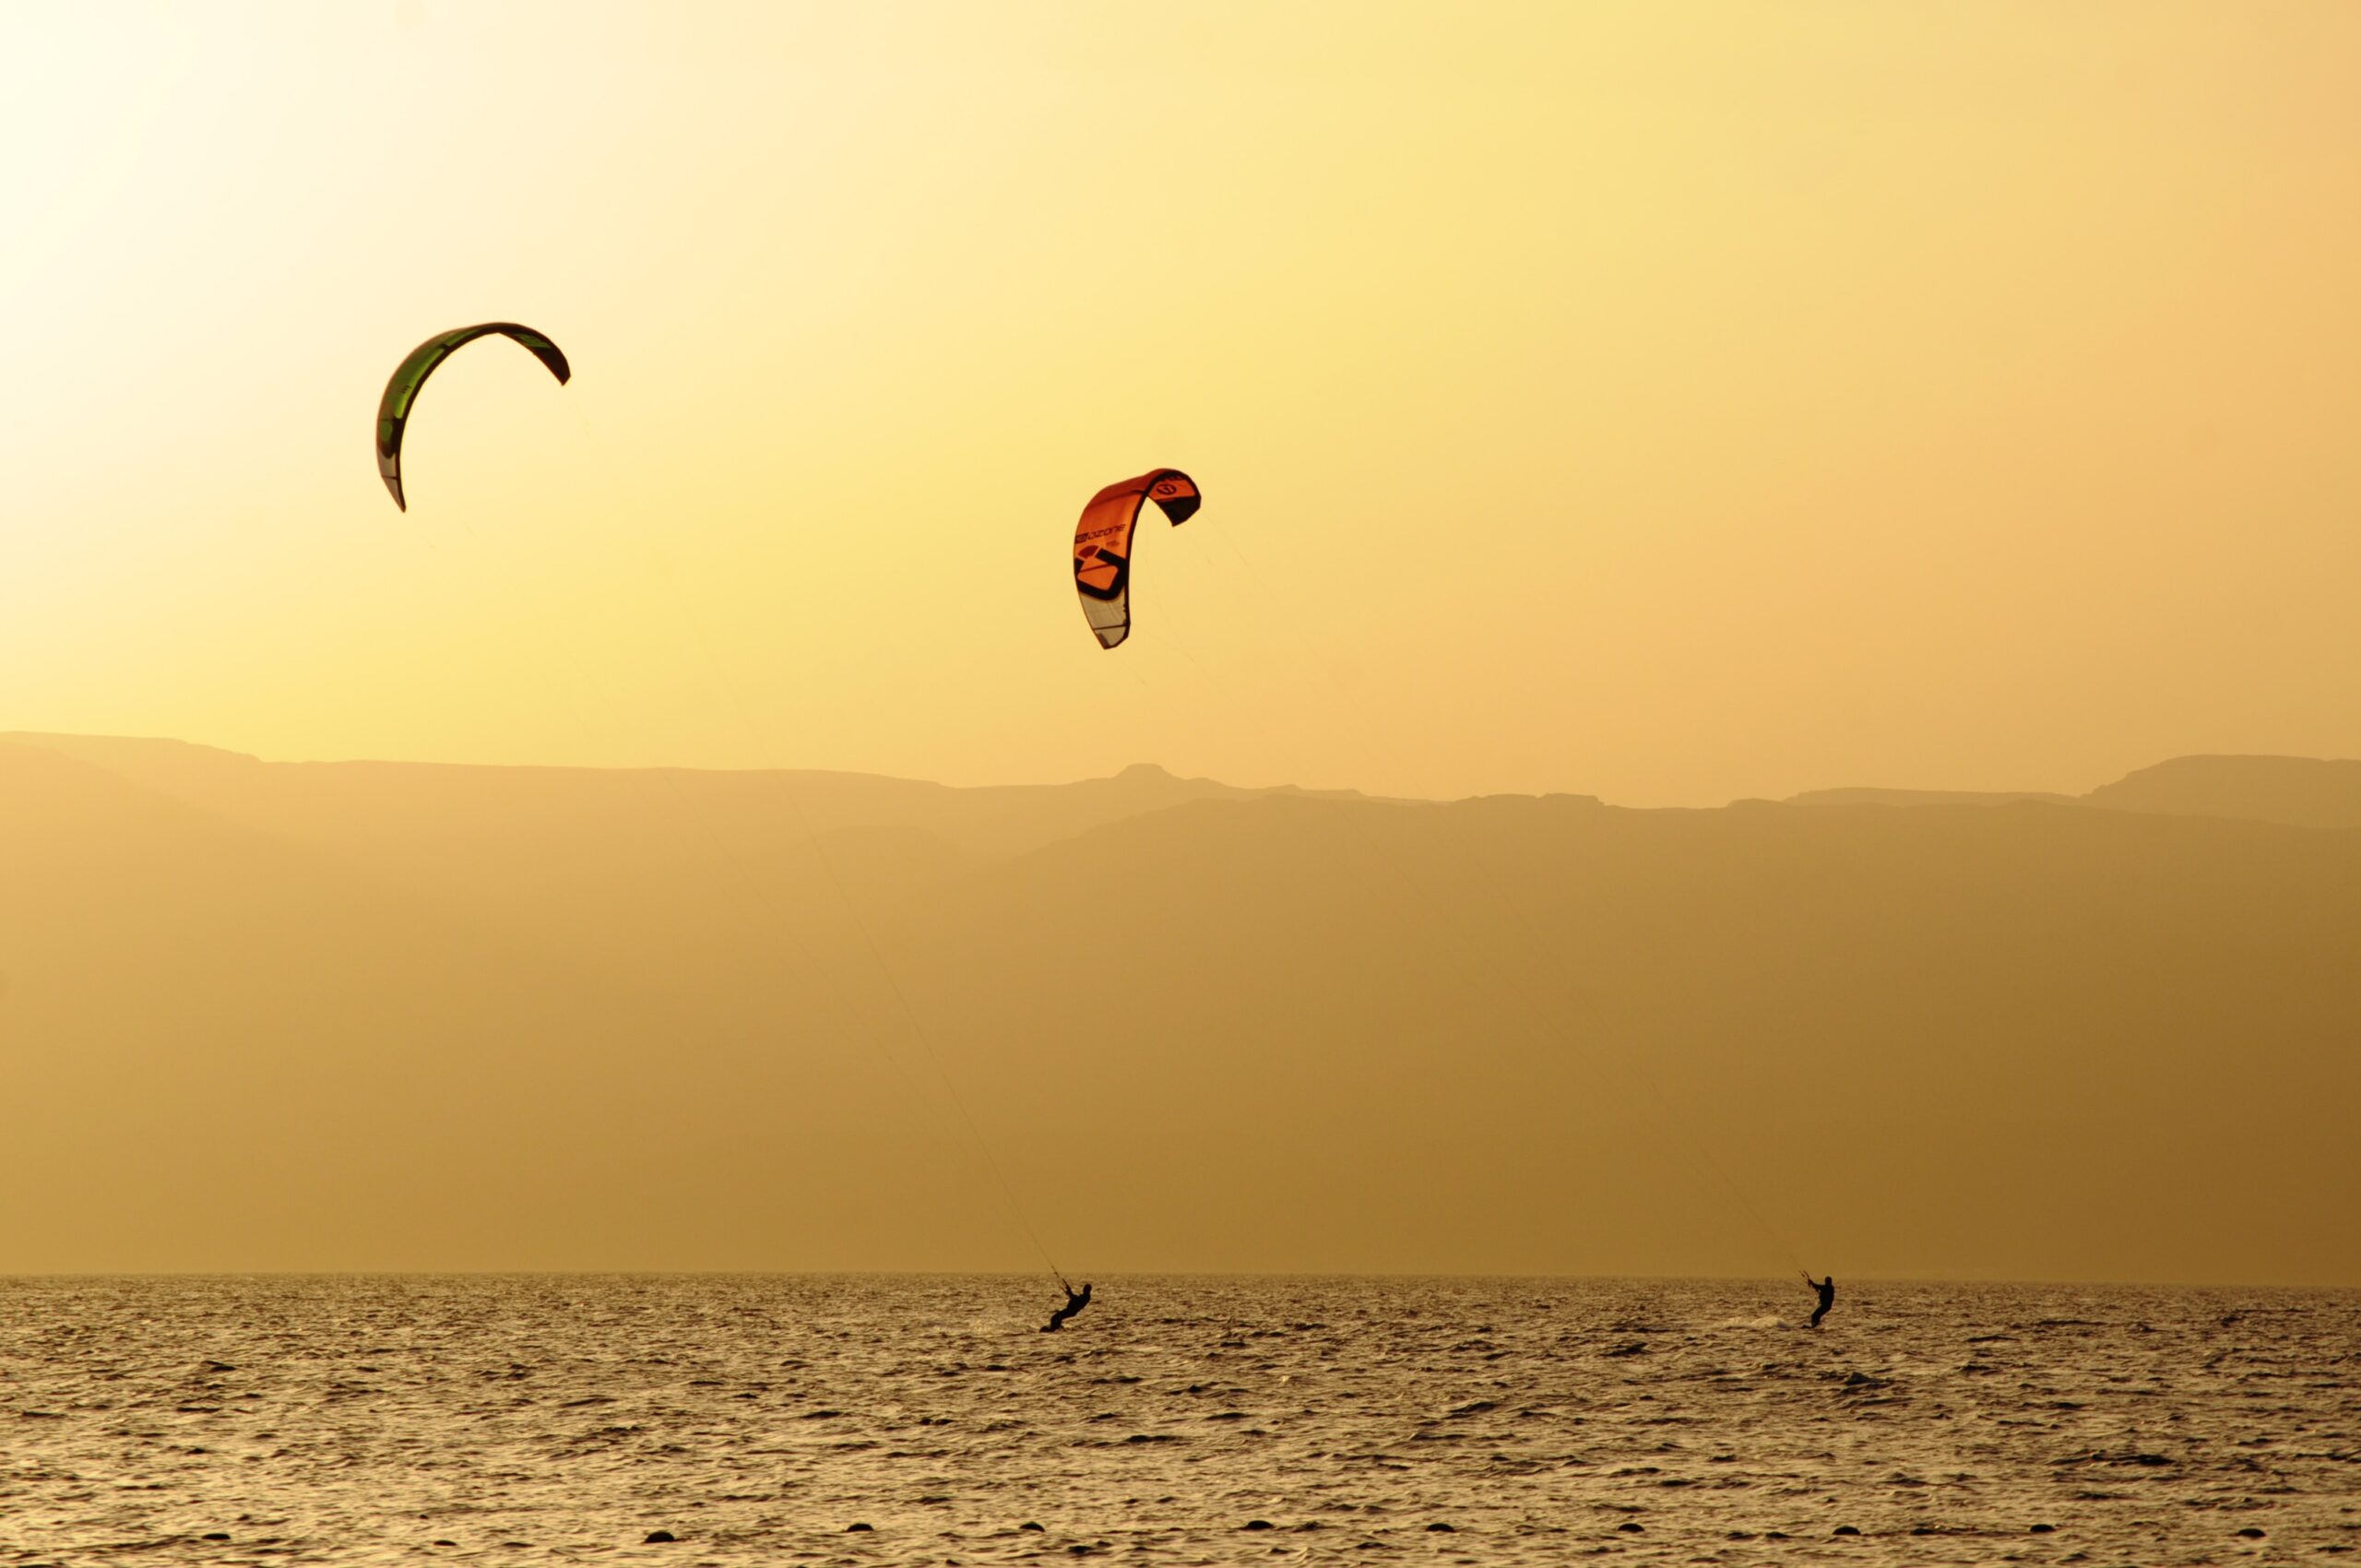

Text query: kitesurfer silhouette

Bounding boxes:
[1042,1280,1092,1333]
[1804,1273,1835,1328]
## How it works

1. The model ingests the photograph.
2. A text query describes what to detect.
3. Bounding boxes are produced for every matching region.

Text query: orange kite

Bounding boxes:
[1070,469,1201,649]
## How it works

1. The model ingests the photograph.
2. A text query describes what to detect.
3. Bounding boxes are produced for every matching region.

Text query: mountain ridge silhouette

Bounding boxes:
[2,733,2353,1282]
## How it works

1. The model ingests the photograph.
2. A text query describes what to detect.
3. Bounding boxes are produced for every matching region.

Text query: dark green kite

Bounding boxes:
[374,323,570,510]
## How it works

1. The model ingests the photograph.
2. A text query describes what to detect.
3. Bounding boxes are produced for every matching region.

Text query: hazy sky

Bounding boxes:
[5,1,2356,805]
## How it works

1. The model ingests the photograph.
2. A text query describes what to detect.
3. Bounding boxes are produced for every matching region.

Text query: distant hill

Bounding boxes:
[1786,788,2078,809]
[0,733,1383,914]
[2,734,2355,1283]
[1786,753,2361,833]
[2081,754,2361,831]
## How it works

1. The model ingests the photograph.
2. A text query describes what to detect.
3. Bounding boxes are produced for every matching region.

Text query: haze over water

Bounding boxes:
[3,1276,2354,1565]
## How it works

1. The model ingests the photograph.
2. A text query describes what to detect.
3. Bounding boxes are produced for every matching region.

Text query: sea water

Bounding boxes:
[1,1275,2353,1564]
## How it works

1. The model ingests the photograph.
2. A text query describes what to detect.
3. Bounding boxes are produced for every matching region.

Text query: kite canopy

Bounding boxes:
[1070,469,1201,649]
[374,323,571,510]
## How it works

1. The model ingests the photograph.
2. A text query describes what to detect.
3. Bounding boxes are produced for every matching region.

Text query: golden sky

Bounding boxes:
[4,1,2356,805]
